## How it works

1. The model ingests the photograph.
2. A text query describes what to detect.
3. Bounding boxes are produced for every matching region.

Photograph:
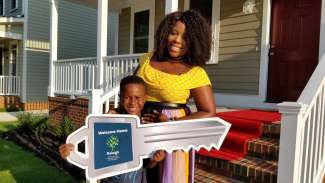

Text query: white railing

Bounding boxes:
[53,57,97,96]
[278,56,325,183]
[89,53,142,114]
[0,76,20,95]
[102,54,141,93]
[52,54,142,98]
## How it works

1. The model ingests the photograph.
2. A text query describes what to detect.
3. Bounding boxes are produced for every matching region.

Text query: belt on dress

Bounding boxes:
[144,101,188,109]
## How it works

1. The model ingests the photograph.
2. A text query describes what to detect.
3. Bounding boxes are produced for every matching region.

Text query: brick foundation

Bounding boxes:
[0,95,21,109]
[49,96,89,128]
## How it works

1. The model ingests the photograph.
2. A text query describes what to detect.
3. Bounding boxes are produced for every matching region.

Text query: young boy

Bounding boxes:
[59,75,166,183]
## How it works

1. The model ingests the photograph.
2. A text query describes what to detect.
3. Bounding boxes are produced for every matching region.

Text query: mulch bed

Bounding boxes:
[1,130,86,181]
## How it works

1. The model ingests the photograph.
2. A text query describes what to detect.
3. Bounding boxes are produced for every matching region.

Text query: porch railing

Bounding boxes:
[52,54,141,98]
[0,76,20,95]
[53,57,97,96]
[89,54,142,114]
[278,56,325,183]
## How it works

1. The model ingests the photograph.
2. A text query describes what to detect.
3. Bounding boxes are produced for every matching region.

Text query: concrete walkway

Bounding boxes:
[0,110,48,122]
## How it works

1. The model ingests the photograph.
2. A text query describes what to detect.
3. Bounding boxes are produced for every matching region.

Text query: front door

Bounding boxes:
[267,0,322,102]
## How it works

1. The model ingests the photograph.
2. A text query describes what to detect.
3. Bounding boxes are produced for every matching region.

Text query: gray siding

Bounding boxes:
[206,0,263,95]
[107,12,118,55]
[26,51,49,101]
[118,8,131,54]
[58,0,97,59]
[2,0,24,17]
[25,0,50,102]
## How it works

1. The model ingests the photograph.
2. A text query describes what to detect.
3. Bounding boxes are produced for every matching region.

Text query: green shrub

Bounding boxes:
[17,112,48,137]
[55,117,75,141]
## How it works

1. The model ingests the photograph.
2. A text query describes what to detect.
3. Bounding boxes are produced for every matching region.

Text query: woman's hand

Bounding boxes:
[59,143,74,159]
[141,110,169,124]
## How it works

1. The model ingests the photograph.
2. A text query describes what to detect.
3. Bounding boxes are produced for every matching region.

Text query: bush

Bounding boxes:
[55,117,75,141]
[17,112,48,138]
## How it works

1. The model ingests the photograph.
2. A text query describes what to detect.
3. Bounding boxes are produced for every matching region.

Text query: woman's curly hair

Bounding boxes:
[154,10,212,67]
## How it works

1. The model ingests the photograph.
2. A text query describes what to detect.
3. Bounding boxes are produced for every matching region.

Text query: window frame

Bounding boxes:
[184,0,220,64]
[130,0,155,53]
[11,0,18,11]
[0,0,5,16]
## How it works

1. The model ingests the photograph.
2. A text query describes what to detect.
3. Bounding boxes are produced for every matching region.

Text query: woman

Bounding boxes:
[136,10,216,183]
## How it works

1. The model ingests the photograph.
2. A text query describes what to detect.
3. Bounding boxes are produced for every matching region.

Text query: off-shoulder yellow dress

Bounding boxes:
[137,53,211,183]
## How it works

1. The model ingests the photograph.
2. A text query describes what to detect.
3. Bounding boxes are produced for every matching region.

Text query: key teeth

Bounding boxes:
[159,143,219,153]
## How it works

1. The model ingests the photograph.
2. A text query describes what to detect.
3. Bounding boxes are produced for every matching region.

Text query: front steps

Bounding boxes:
[195,119,280,183]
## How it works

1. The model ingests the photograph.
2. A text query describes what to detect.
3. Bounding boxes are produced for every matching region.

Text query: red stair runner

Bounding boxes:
[197,110,281,161]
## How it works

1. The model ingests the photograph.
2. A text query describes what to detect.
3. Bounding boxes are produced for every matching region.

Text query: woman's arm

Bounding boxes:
[178,85,216,120]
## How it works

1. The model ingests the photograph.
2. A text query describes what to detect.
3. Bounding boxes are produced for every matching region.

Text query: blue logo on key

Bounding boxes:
[94,123,133,169]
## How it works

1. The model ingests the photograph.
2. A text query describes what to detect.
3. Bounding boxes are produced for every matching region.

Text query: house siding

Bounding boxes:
[118,7,131,54]
[25,0,50,102]
[25,51,49,101]
[107,12,118,55]
[58,0,97,59]
[206,0,263,95]
[2,0,23,17]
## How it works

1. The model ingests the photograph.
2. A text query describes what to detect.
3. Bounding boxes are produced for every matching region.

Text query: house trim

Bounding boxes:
[130,0,155,53]
[0,30,22,39]
[258,0,272,102]
[0,17,24,23]
[215,93,277,110]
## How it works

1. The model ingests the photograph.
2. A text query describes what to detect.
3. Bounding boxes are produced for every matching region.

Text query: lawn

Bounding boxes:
[0,139,80,183]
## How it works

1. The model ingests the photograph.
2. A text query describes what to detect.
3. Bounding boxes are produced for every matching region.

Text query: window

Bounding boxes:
[133,10,149,53]
[188,0,220,64]
[11,0,18,10]
[0,0,4,15]
[190,0,212,25]
[0,48,3,75]
[10,44,17,76]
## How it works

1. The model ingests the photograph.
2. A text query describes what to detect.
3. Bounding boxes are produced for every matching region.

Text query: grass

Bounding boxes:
[0,139,80,183]
[0,122,19,134]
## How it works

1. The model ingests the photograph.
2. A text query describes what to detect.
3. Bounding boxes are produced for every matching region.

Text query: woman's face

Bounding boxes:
[167,21,187,59]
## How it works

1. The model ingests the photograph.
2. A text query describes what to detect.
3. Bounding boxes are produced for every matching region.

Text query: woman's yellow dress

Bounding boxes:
[137,53,211,183]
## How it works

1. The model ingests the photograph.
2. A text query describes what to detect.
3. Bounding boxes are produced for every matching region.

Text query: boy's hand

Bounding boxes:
[141,110,169,124]
[152,150,166,162]
[106,109,118,114]
[59,143,74,159]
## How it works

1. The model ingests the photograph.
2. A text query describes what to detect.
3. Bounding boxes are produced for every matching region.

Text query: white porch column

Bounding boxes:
[165,0,178,14]
[48,0,58,97]
[96,0,108,89]
[277,102,307,183]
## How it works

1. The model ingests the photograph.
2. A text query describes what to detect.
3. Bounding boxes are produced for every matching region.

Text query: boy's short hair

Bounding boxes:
[120,75,146,95]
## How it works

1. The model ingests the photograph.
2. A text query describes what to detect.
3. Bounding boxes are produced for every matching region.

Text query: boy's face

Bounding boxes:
[121,84,145,116]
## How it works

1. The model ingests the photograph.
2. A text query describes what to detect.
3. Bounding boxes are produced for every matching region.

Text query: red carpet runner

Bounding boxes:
[197,110,281,161]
